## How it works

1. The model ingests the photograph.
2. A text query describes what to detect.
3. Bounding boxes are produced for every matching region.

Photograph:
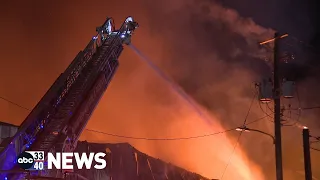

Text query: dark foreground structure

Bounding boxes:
[73,141,210,180]
[0,122,210,180]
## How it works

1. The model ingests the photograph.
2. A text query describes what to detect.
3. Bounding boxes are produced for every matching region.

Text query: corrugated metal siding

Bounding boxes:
[73,142,210,180]
[0,122,18,145]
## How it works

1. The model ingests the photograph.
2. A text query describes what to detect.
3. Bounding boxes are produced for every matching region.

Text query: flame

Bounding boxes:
[165,105,266,180]
[81,92,265,179]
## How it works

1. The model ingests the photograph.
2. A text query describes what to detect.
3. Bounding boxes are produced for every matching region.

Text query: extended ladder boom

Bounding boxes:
[0,16,138,179]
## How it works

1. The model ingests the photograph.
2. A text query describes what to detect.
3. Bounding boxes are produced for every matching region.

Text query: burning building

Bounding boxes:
[72,141,211,180]
[0,122,210,180]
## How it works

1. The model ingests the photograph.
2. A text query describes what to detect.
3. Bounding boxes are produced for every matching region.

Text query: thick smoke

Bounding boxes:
[84,0,278,179]
[125,0,319,179]
[1,0,319,179]
[80,1,277,178]
[140,1,319,179]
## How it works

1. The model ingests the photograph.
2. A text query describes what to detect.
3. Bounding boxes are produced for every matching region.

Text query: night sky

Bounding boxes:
[0,0,319,179]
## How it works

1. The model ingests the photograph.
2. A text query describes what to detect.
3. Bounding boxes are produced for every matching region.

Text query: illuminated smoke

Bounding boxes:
[82,0,276,179]
[1,0,318,179]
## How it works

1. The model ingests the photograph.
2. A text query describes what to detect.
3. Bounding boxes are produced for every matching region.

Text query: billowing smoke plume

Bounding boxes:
[136,0,320,179]
[1,0,319,179]
[84,0,281,179]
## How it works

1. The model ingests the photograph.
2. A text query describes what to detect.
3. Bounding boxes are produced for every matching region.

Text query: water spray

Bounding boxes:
[129,44,213,125]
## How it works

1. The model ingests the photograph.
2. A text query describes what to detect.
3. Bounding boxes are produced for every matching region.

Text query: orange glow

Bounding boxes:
[2,1,320,180]
[80,77,266,179]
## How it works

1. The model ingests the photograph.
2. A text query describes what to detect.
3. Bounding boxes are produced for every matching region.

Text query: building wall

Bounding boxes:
[0,122,18,145]
[73,141,210,180]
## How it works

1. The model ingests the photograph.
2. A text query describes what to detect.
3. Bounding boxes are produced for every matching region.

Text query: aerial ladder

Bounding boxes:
[0,16,138,179]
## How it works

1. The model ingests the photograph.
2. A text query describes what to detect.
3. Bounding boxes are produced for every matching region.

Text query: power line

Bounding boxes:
[220,92,256,179]
[220,131,243,179]
[278,85,301,127]
[85,113,267,141]
[310,136,320,141]
[310,147,320,152]
[242,93,257,126]
[85,128,233,140]
[0,93,269,141]
[0,96,30,111]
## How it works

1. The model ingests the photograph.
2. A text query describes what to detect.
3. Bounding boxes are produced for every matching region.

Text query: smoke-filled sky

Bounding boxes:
[0,0,319,179]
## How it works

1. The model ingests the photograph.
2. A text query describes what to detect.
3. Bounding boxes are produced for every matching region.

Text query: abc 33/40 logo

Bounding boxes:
[17,151,45,170]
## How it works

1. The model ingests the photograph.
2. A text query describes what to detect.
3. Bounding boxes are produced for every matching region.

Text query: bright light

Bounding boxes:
[236,127,250,132]
[303,126,308,129]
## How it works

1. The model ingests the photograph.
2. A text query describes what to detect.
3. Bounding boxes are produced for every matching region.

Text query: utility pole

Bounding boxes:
[273,32,283,180]
[260,32,288,180]
[303,127,312,180]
